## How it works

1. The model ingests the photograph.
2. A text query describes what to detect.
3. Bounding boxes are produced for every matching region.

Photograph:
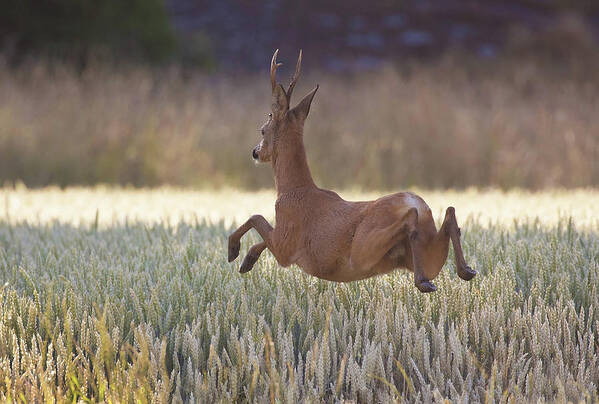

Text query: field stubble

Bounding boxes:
[0,187,598,402]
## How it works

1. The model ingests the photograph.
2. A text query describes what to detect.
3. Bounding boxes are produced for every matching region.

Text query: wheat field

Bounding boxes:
[0,187,598,402]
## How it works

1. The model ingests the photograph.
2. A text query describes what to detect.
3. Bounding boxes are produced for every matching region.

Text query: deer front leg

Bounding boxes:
[228,215,274,262]
[443,207,476,281]
[239,241,267,273]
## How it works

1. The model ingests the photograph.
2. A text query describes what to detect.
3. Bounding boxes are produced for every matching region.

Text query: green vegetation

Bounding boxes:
[0,188,597,402]
[1,0,176,62]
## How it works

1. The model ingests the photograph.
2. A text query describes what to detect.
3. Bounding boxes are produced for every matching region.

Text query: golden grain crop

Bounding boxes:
[0,187,597,402]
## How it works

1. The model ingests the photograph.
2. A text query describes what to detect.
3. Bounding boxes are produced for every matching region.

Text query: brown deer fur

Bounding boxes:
[228,50,476,293]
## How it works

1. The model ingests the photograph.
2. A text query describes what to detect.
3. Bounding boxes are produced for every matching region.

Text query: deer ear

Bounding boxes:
[290,85,318,123]
[272,84,288,116]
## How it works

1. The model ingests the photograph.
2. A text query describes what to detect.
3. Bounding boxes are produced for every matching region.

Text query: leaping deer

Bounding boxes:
[228,50,476,293]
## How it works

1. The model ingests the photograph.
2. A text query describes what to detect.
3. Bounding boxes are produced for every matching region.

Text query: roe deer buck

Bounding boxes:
[228,50,476,293]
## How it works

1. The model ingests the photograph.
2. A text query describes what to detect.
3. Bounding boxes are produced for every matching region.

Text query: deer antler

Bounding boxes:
[271,49,282,93]
[287,49,302,100]
[271,49,302,100]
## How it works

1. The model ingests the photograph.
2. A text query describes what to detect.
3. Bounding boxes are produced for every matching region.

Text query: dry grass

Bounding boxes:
[0,187,598,402]
[1,55,598,189]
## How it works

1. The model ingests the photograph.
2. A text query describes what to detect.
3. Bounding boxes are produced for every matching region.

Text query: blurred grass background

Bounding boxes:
[1,1,599,190]
[1,54,598,189]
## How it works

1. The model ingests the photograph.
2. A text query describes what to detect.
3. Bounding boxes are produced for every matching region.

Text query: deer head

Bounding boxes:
[252,49,319,163]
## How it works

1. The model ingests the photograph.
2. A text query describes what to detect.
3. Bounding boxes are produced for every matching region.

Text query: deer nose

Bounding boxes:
[252,148,259,159]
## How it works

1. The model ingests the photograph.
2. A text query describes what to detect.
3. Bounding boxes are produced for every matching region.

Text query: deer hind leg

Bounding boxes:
[228,215,273,263]
[405,210,438,293]
[350,207,418,277]
[239,241,267,273]
[442,207,476,281]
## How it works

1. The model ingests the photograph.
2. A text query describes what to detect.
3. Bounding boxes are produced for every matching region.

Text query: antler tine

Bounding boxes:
[287,49,302,99]
[270,49,283,92]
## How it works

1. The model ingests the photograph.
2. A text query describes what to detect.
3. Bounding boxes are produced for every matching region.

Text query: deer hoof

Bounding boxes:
[240,253,259,273]
[416,280,437,293]
[228,238,240,262]
[458,266,477,281]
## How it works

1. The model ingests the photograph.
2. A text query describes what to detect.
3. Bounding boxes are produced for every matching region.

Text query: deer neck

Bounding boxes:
[272,135,315,195]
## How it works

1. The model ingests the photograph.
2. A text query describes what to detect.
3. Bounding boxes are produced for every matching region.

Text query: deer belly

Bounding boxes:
[294,250,352,281]
[291,248,320,276]
[386,242,410,270]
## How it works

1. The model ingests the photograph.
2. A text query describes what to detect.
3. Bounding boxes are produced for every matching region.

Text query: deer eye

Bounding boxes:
[268,113,272,118]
